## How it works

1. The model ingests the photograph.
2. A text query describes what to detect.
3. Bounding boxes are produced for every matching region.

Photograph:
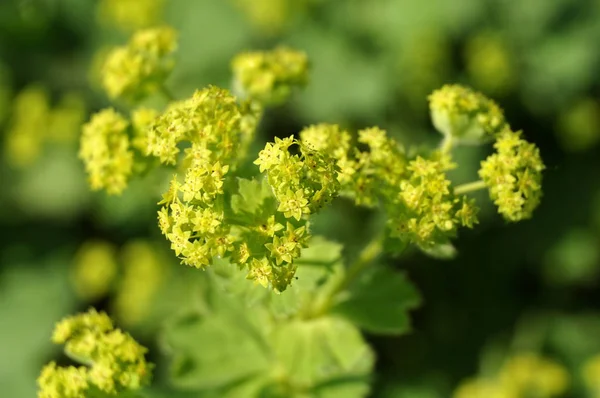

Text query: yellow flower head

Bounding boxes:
[147,86,244,164]
[479,129,545,221]
[232,46,309,105]
[79,108,133,195]
[429,84,507,144]
[38,362,88,398]
[499,353,569,397]
[102,26,177,102]
[39,309,153,397]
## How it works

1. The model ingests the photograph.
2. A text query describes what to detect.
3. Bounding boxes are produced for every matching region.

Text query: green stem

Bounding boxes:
[308,233,384,318]
[440,135,454,154]
[454,180,487,195]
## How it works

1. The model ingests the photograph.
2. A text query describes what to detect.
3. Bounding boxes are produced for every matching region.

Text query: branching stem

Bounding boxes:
[308,233,384,318]
[440,135,454,154]
[454,180,487,195]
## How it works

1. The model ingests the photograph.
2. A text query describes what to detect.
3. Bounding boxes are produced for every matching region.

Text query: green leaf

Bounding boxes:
[162,280,272,390]
[271,317,374,397]
[162,237,377,396]
[333,266,421,335]
[270,237,345,319]
[209,257,269,307]
[230,177,277,223]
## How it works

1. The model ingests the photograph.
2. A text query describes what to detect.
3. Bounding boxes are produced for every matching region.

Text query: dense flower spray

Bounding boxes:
[79,27,544,294]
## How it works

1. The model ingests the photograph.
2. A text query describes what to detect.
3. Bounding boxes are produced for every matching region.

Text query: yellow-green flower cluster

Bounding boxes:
[429,84,507,143]
[131,107,160,153]
[453,353,569,398]
[98,0,165,31]
[242,218,310,292]
[80,108,133,195]
[391,154,478,248]
[147,86,247,165]
[5,85,85,168]
[300,124,478,249]
[479,129,544,222]
[38,363,88,398]
[249,133,347,289]
[114,78,314,292]
[255,135,340,219]
[232,46,309,105]
[102,26,177,102]
[351,127,409,206]
[301,125,408,206]
[299,123,355,187]
[154,87,256,272]
[38,309,152,398]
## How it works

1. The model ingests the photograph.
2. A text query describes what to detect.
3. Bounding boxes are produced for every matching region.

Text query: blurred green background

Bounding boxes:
[1,0,600,397]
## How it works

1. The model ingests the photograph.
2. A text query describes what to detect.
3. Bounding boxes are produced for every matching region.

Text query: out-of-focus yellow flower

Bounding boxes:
[465,33,515,96]
[453,377,516,398]
[39,309,153,397]
[556,98,600,152]
[4,85,86,168]
[113,241,166,327]
[102,26,177,102]
[98,0,165,32]
[232,46,309,105]
[5,85,49,168]
[71,240,118,301]
[232,0,311,35]
[454,353,569,398]
[499,353,569,397]
[583,354,600,396]
[79,108,133,195]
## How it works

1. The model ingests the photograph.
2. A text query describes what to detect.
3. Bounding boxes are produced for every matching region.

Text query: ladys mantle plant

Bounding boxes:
[39,25,544,398]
